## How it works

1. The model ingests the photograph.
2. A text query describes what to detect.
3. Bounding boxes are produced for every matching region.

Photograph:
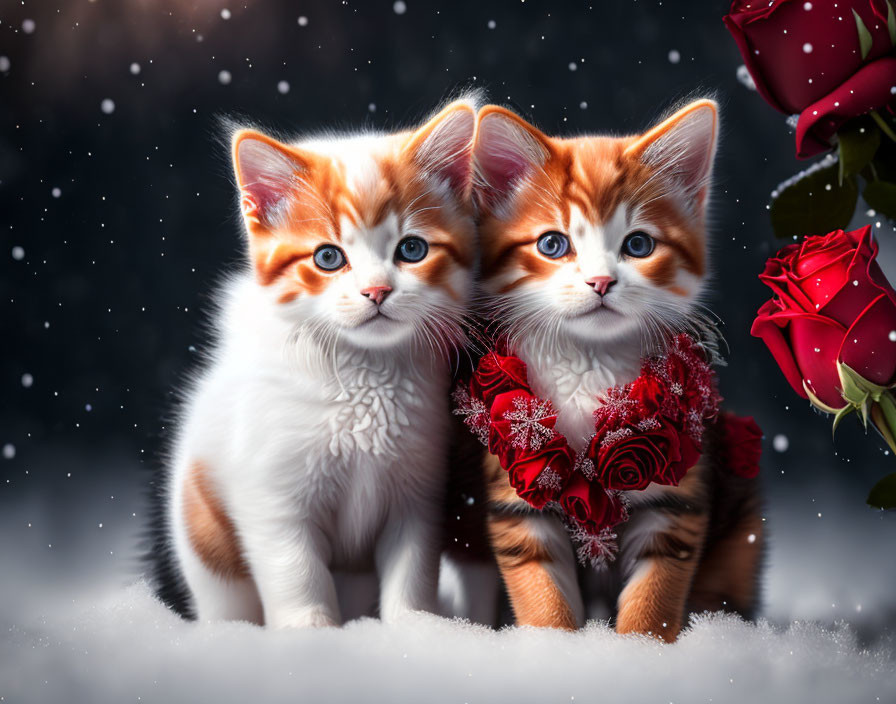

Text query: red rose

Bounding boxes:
[718,413,763,479]
[504,435,574,510]
[589,418,684,491]
[473,351,531,407]
[662,432,703,486]
[724,0,896,157]
[487,389,558,459]
[629,373,665,417]
[751,226,896,410]
[559,474,627,532]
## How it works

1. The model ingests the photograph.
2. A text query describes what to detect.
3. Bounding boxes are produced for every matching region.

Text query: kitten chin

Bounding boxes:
[561,305,640,345]
[338,313,414,349]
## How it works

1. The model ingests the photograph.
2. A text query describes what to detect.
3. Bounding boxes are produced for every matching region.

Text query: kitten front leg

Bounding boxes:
[484,455,584,630]
[615,510,709,642]
[240,515,341,629]
[375,506,441,623]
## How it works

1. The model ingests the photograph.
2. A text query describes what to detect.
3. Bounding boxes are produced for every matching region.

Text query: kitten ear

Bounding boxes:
[232,130,308,232]
[405,100,477,199]
[624,99,718,212]
[473,106,552,208]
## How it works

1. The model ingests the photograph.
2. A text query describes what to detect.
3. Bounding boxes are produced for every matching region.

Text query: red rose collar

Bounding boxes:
[453,334,761,568]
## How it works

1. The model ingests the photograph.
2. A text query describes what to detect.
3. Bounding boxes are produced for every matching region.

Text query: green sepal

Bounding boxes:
[870,111,896,143]
[854,9,873,59]
[838,121,880,185]
[867,473,896,509]
[863,180,896,220]
[770,164,858,240]
[837,367,870,427]
[876,391,896,452]
[832,403,856,437]
[802,380,847,414]
[838,362,893,402]
[887,0,896,46]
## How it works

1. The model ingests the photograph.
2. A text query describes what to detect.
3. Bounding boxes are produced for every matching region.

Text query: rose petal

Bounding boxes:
[788,314,849,409]
[796,56,896,158]
[838,294,896,387]
[751,300,811,400]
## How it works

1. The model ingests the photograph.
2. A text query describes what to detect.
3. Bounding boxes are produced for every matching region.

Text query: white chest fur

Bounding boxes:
[517,336,642,452]
[324,349,431,458]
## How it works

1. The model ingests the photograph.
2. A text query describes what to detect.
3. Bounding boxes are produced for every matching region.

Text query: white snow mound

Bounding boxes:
[1,580,893,704]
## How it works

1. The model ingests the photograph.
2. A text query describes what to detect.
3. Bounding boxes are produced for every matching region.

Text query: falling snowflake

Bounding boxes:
[536,465,564,492]
[503,396,555,451]
[452,386,489,445]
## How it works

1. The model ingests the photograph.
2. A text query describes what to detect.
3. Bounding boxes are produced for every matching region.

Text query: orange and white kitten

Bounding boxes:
[468,100,763,640]
[154,99,478,627]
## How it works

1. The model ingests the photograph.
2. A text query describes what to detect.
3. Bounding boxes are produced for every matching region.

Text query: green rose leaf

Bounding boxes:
[867,472,896,509]
[854,9,873,59]
[770,164,859,240]
[838,121,880,184]
[863,180,896,220]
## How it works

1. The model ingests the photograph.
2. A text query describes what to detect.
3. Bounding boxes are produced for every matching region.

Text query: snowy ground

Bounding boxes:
[2,455,895,703]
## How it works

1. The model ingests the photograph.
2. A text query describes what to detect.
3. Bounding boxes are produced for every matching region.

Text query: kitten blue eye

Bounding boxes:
[621,232,655,258]
[395,236,429,263]
[313,245,347,271]
[536,232,571,259]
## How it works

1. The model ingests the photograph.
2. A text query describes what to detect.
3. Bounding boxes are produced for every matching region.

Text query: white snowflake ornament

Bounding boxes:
[503,395,556,451]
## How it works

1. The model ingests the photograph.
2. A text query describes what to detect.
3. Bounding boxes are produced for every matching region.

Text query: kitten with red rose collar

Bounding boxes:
[447,100,765,641]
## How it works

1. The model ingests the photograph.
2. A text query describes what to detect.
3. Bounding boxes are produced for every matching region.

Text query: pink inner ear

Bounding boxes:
[475,116,544,197]
[236,138,299,223]
[415,109,476,196]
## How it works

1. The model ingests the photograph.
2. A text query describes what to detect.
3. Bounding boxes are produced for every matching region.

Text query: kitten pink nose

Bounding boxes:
[361,285,392,305]
[585,276,616,296]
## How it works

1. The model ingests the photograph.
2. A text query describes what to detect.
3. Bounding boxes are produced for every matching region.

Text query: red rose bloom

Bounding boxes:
[661,432,703,486]
[504,435,574,510]
[473,352,531,407]
[589,418,683,491]
[628,373,665,417]
[724,0,896,157]
[718,413,763,479]
[560,474,627,532]
[751,226,896,410]
[487,389,558,459]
